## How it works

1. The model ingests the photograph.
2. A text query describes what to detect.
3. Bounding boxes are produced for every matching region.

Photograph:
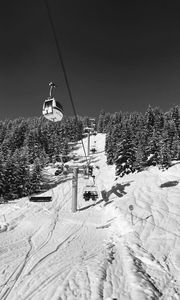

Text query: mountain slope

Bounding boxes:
[0,134,180,299]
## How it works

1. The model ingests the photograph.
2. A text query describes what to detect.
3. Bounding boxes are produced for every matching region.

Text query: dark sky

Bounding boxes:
[1,0,180,120]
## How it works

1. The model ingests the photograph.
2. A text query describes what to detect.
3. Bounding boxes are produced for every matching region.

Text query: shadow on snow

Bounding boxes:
[160,181,179,188]
[79,181,133,211]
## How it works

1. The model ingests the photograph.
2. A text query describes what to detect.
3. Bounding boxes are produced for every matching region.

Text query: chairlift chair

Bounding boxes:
[82,132,88,138]
[83,184,99,201]
[55,169,63,176]
[29,188,52,202]
[90,147,97,153]
[83,168,89,179]
[83,165,93,179]
[83,127,93,134]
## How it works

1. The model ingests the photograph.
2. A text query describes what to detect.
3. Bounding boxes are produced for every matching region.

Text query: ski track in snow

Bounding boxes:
[0,134,180,299]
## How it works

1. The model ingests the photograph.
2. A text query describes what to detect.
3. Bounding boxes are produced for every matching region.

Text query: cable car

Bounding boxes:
[42,82,64,122]
[42,98,63,122]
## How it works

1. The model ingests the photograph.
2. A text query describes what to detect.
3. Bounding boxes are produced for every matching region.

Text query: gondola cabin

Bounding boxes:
[42,98,63,122]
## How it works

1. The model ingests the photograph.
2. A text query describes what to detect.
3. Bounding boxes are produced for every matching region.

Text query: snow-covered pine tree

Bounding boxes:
[105,124,122,165]
[97,110,105,133]
[29,158,43,194]
[145,105,155,131]
[3,153,17,199]
[170,131,180,160]
[171,105,180,132]
[0,150,6,197]
[115,128,137,177]
[11,148,31,198]
[103,113,111,133]
[134,140,148,171]
[158,134,172,170]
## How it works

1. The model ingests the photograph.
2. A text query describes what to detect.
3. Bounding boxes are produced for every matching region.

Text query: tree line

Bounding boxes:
[97,105,180,177]
[0,115,92,200]
[1,105,180,200]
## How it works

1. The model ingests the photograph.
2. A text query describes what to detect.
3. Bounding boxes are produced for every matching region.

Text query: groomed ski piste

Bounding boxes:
[0,133,180,300]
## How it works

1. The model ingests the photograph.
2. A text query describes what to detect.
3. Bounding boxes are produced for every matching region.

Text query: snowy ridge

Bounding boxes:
[0,134,180,299]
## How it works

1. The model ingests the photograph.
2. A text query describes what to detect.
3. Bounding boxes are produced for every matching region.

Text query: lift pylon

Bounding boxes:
[72,167,78,213]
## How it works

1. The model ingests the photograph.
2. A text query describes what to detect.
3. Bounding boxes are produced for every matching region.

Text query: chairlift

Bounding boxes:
[82,132,88,138]
[90,147,97,153]
[29,196,52,202]
[55,169,63,176]
[83,127,93,134]
[29,189,52,202]
[83,165,93,179]
[42,82,64,122]
[83,167,89,179]
[82,172,99,201]
[73,155,79,161]
[83,184,99,201]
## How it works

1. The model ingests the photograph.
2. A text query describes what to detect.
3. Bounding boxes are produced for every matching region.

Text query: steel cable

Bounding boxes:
[43,0,89,166]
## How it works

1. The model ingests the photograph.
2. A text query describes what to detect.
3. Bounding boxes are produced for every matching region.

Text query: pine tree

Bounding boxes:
[11,148,31,198]
[103,113,111,133]
[158,137,172,170]
[105,124,122,165]
[115,128,137,177]
[29,158,42,193]
[145,105,155,130]
[3,154,17,199]
[0,150,6,197]
[134,141,147,171]
[171,105,180,132]
[170,131,180,159]
[97,110,105,133]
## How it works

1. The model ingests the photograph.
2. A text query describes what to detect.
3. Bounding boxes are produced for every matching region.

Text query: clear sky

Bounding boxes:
[0,0,180,120]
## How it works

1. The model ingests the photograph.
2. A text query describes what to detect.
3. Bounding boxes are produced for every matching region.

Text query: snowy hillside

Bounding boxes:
[0,133,180,299]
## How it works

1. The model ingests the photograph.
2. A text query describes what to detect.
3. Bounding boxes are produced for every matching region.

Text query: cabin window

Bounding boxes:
[44,100,53,113]
[55,101,63,111]
[45,100,53,108]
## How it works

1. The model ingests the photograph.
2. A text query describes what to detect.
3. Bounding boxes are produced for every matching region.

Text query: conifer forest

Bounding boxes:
[0,105,180,200]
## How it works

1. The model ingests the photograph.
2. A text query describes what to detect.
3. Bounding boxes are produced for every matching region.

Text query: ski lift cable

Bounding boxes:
[43,0,88,165]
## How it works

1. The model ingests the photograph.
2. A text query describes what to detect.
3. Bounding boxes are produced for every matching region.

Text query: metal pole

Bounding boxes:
[129,205,134,226]
[131,211,134,225]
[87,132,90,156]
[3,214,6,223]
[72,168,78,213]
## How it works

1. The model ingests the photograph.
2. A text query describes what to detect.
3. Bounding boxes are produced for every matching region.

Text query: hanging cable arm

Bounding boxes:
[43,0,77,117]
[43,0,88,162]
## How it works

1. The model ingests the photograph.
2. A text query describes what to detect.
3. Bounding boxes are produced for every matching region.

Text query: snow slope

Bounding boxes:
[0,133,180,299]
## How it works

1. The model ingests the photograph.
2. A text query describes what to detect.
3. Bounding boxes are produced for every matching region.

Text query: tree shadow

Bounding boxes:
[78,181,133,211]
[101,182,132,204]
[160,181,179,188]
[72,145,81,150]
[78,199,104,211]
[41,175,72,191]
[171,161,180,167]
[1,201,19,204]
[104,200,113,206]
[95,150,105,154]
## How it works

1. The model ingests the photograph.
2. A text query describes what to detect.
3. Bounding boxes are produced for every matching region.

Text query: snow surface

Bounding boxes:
[0,133,180,299]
